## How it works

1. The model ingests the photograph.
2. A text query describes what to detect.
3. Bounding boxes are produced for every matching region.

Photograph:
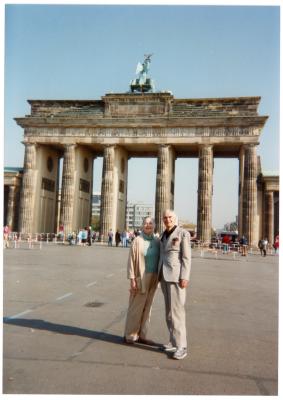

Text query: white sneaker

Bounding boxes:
[172,348,187,360]
[163,343,177,353]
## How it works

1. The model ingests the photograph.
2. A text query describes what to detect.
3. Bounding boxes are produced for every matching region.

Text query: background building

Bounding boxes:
[91,195,154,232]
[126,202,154,230]
[92,192,101,217]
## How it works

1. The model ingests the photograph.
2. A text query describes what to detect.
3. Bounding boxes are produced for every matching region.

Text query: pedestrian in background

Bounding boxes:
[258,239,264,256]
[273,234,279,254]
[108,230,113,246]
[240,235,248,256]
[121,230,127,247]
[261,238,268,257]
[115,230,121,247]
[87,226,92,246]
[3,225,10,249]
[82,228,88,246]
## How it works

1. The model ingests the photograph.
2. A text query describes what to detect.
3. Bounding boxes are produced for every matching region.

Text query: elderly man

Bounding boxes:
[158,209,191,360]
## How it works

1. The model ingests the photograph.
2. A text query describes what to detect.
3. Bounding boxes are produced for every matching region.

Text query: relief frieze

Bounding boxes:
[25,126,259,138]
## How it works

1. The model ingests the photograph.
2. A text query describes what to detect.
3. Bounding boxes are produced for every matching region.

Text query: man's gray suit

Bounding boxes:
[158,226,191,349]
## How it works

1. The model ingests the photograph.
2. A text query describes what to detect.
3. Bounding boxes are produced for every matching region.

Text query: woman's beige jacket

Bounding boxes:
[127,235,160,294]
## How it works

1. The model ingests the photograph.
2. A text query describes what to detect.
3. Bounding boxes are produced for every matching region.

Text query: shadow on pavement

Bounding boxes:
[3,317,164,353]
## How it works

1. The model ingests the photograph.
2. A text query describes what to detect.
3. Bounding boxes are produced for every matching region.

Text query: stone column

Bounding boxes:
[242,144,258,246]
[99,146,115,241]
[6,185,16,230]
[274,192,279,237]
[18,143,37,234]
[59,144,76,236]
[238,146,245,237]
[89,157,95,226]
[54,157,61,233]
[264,191,274,244]
[155,145,175,234]
[197,145,213,245]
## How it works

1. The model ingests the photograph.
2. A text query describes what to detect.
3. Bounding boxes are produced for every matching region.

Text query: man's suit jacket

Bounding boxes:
[158,226,191,283]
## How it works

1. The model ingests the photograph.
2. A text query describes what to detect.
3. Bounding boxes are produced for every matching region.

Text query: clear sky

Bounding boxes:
[3,2,280,229]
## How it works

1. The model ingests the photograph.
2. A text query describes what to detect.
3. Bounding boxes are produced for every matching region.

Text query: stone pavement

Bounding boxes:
[3,243,279,395]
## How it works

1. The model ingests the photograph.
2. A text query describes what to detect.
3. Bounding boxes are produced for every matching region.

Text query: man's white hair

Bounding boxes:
[162,209,178,223]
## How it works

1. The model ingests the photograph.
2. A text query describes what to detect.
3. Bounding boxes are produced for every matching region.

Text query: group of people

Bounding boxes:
[67,227,95,246]
[221,234,280,257]
[258,235,279,256]
[124,209,191,361]
[108,229,140,247]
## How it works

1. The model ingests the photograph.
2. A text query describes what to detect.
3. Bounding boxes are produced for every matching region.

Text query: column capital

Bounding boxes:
[23,142,38,150]
[63,143,77,150]
[102,145,116,157]
[157,144,171,155]
[242,143,258,150]
[8,185,16,193]
[198,144,214,156]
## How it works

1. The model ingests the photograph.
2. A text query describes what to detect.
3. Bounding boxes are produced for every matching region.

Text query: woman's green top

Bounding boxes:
[142,232,159,273]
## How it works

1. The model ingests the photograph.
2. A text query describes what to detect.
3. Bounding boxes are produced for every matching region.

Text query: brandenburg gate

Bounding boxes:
[14,92,268,245]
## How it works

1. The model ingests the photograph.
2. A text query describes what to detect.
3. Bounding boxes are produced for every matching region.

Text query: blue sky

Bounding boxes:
[3,3,280,228]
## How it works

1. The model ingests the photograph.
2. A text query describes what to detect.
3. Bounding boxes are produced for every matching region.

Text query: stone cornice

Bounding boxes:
[26,94,261,106]
[15,115,268,129]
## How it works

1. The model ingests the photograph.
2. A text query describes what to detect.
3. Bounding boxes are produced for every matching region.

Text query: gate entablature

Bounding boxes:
[15,94,267,157]
[16,93,267,129]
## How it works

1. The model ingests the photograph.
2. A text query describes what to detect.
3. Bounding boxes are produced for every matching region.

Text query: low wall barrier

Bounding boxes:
[3,233,278,256]
[3,232,65,250]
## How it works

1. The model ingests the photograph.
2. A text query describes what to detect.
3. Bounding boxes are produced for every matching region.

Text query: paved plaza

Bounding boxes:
[3,243,279,395]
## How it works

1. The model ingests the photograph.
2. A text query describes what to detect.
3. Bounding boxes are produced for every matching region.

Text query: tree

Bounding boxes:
[91,215,100,231]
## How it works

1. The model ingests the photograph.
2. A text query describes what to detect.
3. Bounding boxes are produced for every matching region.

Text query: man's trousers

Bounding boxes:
[160,278,187,349]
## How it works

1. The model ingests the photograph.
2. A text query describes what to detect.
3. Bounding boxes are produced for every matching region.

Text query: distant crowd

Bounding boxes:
[210,233,279,256]
[65,227,142,247]
[3,223,280,256]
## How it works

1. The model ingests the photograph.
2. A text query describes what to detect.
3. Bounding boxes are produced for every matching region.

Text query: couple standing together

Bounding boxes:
[124,209,191,360]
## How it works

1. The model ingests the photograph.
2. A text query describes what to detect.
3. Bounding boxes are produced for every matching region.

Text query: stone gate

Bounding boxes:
[14,92,270,245]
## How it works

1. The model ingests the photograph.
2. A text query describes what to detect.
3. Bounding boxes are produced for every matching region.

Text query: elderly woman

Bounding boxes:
[124,217,160,344]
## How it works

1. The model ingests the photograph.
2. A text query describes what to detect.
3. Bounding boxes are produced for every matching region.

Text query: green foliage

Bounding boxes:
[91,215,100,231]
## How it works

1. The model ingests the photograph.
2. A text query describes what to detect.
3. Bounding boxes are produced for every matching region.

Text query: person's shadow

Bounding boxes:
[3,317,164,353]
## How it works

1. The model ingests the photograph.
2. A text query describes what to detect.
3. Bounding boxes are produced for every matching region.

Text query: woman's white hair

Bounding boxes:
[142,216,155,227]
